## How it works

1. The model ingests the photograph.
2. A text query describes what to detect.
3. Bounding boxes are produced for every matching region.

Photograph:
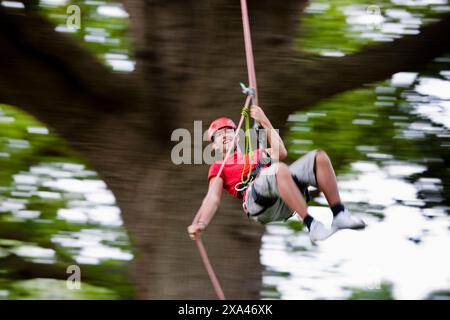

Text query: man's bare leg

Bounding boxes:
[275,162,338,241]
[314,150,341,207]
[275,163,309,219]
[314,150,366,229]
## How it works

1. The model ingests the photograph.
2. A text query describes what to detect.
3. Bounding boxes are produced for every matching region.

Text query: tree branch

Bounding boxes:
[267,12,450,128]
[0,7,134,102]
[0,7,147,158]
[318,13,450,95]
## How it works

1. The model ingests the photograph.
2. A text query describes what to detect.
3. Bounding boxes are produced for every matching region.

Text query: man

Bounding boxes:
[188,105,365,242]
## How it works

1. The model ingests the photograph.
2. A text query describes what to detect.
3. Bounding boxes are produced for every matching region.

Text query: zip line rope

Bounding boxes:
[193,0,258,300]
[240,0,258,105]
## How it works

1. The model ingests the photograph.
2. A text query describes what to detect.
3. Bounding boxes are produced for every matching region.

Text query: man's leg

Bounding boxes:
[275,162,337,241]
[314,150,341,207]
[275,162,308,219]
[288,149,366,231]
[314,150,366,229]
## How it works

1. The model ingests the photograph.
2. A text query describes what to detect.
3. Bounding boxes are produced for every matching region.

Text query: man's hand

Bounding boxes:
[187,222,206,240]
[250,105,268,124]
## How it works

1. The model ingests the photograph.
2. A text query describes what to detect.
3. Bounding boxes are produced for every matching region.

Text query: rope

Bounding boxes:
[192,0,258,300]
[196,238,225,300]
[239,0,259,185]
[191,95,251,300]
[240,0,258,105]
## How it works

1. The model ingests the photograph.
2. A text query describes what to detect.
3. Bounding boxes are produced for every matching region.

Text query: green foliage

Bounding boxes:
[286,219,305,232]
[0,104,88,183]
[426,290,450,300]
[0,102,134,299]
[298,0,447,55]
[346,282,394,300]
[0,1,135,300]
[285,82,427,174]
[38,0,132,71]
[0,278,119,300]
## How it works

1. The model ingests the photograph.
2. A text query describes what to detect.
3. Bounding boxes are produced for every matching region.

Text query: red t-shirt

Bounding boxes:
[207,149,264,202]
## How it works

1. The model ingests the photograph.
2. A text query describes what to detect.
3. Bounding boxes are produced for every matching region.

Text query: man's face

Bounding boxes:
[213,127,235,154]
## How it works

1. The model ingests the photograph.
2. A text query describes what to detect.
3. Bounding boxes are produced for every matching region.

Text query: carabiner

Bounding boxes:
[239,82,255,96]
[234,182,248,192]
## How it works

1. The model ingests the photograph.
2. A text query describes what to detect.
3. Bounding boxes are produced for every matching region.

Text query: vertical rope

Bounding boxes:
[196,239,226,300]
[240,0,258,105]
[192,96,251,300]
[192,0,258,300]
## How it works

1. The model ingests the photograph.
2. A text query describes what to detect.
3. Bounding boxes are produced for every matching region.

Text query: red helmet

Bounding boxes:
[207,117,237,142]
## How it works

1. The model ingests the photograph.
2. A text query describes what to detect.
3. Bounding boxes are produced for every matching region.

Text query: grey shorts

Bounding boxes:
[243,149,319,224]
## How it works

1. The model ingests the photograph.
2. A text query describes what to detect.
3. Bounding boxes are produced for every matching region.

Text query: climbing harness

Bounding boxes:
[234,149,271,196]
[235,99,272,199]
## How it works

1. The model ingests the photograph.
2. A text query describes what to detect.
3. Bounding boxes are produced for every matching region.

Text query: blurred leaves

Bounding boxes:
[346,282,394,300]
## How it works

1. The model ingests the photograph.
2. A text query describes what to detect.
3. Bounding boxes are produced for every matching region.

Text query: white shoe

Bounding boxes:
[309,220,337,242]
[332,208,366,231]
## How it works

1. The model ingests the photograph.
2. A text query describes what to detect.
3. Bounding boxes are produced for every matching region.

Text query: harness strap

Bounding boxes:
[249,185,278,217]
[236,150,272,199]
[240,106,253,184]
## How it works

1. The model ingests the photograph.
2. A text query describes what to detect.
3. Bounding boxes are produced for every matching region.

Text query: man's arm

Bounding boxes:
[187,176,223,240]
[250,105,288,161]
